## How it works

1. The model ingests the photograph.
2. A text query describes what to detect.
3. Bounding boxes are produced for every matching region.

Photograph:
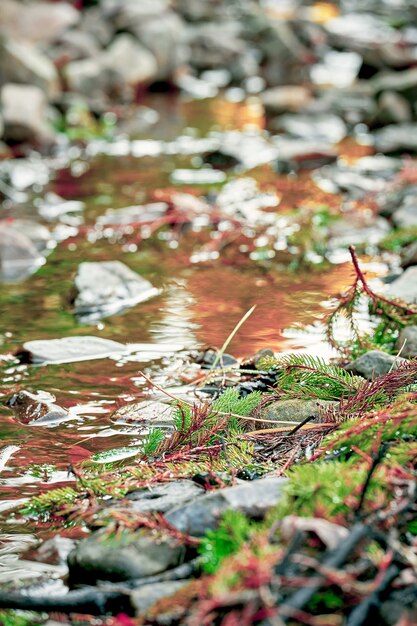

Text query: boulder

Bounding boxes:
[395,326,417,359]
[1,84,52,143]
[68,529,184,583]
[73,260,160,323]
[103,34,158,95]
[0,0,79,44]
[392,202,417,229]
[387,267,417,304]
[0,38,60,96]
[165,477,287,536]
[373,124,417,153]
[125,480,204,514]
[131,581,189,618]
[259,399,337,424]
[345,350,405,380]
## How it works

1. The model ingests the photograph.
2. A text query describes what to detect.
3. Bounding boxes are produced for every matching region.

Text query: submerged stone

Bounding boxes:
[0,221,46,282]
[68,529,185,583]
[74,260,160,323]
[18,335,128,364]
[165,477,287,537]
[6,390,69,426]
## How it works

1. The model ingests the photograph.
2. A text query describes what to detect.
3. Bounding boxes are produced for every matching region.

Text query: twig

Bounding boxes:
[210,305,256,371]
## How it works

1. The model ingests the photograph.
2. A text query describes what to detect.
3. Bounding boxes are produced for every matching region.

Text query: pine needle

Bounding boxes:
[210,305,256,371]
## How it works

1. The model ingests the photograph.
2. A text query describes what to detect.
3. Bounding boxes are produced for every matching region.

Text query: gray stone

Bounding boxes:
[0,38,60,96]
[112,400,175,427]
[165,477,288,537]
[396,326,417,359]
[7,390,69,426]
[103,34,158,94]
[1,83,52,143]
[373,124,417,153]
[275,113,347,144]
[74,260,160,323]
[50,30,100,64]
[260,86,311,114]
[131,581,188,617]
[68,530,184,583]
[259,399,337,424]
[372,67,417,94]
[377,92,413,124]
[387,267,417,304]
[19,336,128,365]
[129,11,188,80]
[402,241,417,269]
[63,57,111,98]
[126,480,203,514]
[346,350,405,380]
[80,6,113,47]
[0,0,79,44]
[0,221,46,282]
[392,202,417,228]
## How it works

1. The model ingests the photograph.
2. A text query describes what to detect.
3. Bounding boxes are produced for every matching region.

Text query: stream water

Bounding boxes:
[0,95,371,560]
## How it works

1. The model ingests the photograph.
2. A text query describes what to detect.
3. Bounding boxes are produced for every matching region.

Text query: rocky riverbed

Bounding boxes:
[1,1,417,625]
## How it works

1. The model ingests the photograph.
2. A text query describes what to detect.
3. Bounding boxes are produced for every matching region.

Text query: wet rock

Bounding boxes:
[373,124,417,153]
[402,241,417,269]
[327,215,390,250]
[0,38,60,96]
[63,57,110,98]
[68,529,185,583]
[74,261,160,323]
[126,480,204,514]
[260,86,311,114]
[314,156,402,197]
[36,192,85,223]
[377,91,413,125]
[112,400,175,428]
[127,11,188,80]
[98,203,168,227]
[1,83,52,143]
[26,536,76,567]
[0,221,46,282]
[392,202,417,229]
[0,0,79,44]
[310,51,362,89]
[165,477,288,537]
[372,67,417,95]
[79,6,113,47]
[396,326,417,359]
[273,137,337,172]
[345,350,405,380]
[325,13,400,56]
[131,581,188,618]
[103,34,159,94]
[317,85,377,125]
[49,30,100,65]
[274,113,347,144]
[259,399,337,424]
[186,22,245,70]
[387,267,417,304]
[17,336,128,365]
[6,390,69,426]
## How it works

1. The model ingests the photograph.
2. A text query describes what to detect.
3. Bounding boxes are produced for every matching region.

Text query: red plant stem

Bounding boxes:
[349,246,417,315]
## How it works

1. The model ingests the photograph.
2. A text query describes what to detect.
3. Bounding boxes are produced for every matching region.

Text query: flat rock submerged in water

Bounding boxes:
[6,389,69,426]
[74,260,160,323]
[18,336,128,364]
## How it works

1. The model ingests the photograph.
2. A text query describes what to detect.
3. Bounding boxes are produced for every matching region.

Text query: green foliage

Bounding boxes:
[142,428,166,456]
[0,612,43,626]
[258,353,362,402]
[20,486,78,519]
[172,402,193,433]
[379,226,417,252]
[198,510,255,573]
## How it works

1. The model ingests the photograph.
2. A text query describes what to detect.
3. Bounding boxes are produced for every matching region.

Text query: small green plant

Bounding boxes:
[142,428,166,456]
[198,510,255,573]
[0,612,43,626]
